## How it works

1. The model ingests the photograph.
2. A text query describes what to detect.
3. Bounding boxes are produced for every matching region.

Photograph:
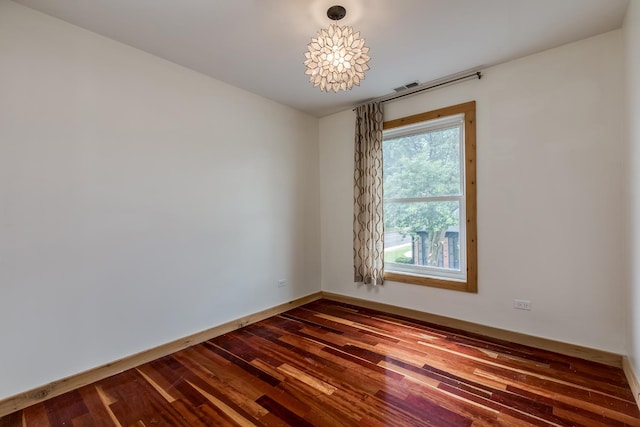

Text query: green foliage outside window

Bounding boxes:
[383,126,461,268]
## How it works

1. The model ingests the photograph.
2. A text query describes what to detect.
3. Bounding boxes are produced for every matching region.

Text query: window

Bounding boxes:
[382,102,477,292]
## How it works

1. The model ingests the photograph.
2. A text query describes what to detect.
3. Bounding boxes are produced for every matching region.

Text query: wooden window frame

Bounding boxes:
[382,101,477,293]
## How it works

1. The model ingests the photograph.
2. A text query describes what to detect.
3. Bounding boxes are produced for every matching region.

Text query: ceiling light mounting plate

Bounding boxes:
[327,5,346,21]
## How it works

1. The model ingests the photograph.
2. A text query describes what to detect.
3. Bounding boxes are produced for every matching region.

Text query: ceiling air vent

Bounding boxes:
[393,81,419,93]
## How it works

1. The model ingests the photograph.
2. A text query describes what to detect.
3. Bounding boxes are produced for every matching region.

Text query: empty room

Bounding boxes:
[2,0,640,425]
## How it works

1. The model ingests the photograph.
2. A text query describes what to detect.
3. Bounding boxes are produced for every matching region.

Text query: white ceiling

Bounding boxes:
[13,0,629,117]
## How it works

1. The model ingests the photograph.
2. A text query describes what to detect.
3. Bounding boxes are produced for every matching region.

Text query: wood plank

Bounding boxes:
[276,364,337,396]
[187,382,257,427]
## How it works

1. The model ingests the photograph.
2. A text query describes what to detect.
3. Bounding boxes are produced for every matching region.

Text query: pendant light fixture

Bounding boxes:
[304,5,371,92]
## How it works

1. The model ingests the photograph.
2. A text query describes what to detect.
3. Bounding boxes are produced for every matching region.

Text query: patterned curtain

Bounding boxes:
[353,102,384,286]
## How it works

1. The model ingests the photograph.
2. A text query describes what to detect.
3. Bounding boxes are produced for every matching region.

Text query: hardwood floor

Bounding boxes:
[2,299,639,426]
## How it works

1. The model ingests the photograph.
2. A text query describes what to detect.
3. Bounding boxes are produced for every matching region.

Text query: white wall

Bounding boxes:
[625,0,640,376]
[320,30,626,353]
[0,1,320,400]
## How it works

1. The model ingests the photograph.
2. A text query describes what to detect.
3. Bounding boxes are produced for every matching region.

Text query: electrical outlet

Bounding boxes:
[513,299,532,310]
[278,279,286,288]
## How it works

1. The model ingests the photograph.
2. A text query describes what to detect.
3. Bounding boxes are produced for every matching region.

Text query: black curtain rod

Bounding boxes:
[353,71,482,110]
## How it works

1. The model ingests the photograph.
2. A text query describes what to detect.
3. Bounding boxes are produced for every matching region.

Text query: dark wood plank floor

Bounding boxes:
[2,299,640,426]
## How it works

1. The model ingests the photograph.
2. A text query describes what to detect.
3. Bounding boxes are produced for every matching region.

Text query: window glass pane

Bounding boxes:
[384,200,461,271]
[383,125,461,199]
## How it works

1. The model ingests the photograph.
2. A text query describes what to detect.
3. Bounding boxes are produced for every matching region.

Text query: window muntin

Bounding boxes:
[382,102,476,292]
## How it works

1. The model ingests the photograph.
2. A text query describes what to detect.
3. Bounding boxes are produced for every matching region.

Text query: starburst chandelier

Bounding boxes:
[304,5,370,92]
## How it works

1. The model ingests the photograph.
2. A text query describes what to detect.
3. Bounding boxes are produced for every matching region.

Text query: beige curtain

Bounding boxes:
[353,102,384,286]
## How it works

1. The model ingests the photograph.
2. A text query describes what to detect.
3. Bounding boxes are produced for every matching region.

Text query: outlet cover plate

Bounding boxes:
[513,299,532,310]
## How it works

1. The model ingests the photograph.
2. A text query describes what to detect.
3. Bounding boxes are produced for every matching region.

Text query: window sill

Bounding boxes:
[384,271,477,293]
